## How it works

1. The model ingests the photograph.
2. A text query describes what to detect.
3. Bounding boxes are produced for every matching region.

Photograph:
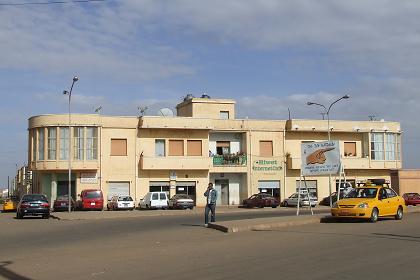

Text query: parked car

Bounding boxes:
[16,194,50,219]
[402,192,420,206]
[168,194,194,210]
[139,192,168,209]
[242,193,279,208]
[2,196,19,212]
[282,193,318,207]
[76,189,104,211]
[331,186,406,223]
[53,195,75,212]
[107,195,135,211]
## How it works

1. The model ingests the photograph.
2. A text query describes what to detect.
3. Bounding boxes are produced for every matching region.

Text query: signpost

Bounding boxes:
[297,141,341,215]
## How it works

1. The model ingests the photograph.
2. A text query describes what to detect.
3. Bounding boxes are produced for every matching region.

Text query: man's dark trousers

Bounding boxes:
[205,203,216,224]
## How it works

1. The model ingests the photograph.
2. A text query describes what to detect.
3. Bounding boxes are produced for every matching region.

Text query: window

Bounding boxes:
[187,140,202,156]
[60,127,69,160]
[169,140,184,156]
[86,127,98,160]
[260,141,273,157]
[216,141,230,155]
[48,127,57,160]
[111,139,127,156]
[396,134,401,160]
[32,129,37,161]
[370,133,384,160]
[74,127,84,160]
[344,142,356,157]
[152,193,159,200]
[385,188,397,198]
[385,133,396,160]
[155,139,165,157]
[219,111,229,119]
[38,128,44,160]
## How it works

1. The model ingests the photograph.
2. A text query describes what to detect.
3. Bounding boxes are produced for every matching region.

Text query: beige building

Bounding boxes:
[28,97,402,206]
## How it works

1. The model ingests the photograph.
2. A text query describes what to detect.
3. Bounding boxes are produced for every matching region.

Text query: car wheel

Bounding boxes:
[190,207,194,210]
[43,214,50,219]
[16,212,21,219]
[284,201,289,207]
[395,206,403,220]
[370,208,379,223]
[272,205,278,208]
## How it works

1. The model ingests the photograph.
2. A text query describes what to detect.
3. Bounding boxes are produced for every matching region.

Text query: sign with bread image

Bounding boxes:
[301,141,340,176]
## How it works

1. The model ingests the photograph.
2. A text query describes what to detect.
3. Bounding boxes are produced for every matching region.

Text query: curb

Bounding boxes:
[208,215,323,233]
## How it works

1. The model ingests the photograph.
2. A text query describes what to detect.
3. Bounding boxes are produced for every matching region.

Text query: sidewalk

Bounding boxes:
[208,206,420,233]
[49,205,310,221]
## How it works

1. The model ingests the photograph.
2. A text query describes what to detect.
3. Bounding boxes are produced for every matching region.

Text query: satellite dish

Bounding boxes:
[158,108,174,117]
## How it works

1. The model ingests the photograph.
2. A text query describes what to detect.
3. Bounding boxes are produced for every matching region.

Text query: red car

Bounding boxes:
[53,195,75,212]
[77,189,104,211]
[242,193,279,208]
[403,193,420,206]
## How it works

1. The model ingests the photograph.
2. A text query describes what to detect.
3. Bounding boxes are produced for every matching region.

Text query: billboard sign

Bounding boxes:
[301,141,340,176]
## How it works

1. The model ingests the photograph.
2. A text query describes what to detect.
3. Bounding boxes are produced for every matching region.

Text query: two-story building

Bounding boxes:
[27,97,402,206]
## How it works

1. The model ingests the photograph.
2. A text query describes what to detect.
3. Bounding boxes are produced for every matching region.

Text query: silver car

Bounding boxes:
[282,193,318,207]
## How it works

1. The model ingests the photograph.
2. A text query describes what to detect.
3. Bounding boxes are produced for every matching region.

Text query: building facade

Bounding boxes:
[28,97,402,206]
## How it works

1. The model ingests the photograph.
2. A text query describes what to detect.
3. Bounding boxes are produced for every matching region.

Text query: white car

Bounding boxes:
[139,192,169,209]
[282,193,318,207]
[107,195,135,211]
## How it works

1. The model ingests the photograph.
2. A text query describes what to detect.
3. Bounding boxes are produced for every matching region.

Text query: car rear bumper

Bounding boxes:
[19,208,50,216]
[173,203,194,209]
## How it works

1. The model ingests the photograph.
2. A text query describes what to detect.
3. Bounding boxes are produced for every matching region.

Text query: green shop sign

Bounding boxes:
[252,159,282,172]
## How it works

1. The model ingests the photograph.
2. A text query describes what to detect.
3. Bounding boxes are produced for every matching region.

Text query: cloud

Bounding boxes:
[0,2,193,81]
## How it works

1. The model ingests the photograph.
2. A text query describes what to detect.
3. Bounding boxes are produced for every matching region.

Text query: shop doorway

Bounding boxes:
[258,180,280,199]
[149,182,170,196]
[57,181,76,199]
[215,179,229,205]
[176,181,196,205]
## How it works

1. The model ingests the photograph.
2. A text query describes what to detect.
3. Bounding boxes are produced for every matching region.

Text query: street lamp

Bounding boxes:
[63,76,78,212]
[307,94,350,207]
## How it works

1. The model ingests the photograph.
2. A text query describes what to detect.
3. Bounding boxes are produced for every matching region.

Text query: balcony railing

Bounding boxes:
[212,154,247,166]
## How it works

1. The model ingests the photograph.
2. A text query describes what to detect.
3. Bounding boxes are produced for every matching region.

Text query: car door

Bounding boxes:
[385,188,401,215]
[377,188,390,216]
[288,194,298,206]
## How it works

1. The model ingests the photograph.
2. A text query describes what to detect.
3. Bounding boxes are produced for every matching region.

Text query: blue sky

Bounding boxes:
[1,0,419,189]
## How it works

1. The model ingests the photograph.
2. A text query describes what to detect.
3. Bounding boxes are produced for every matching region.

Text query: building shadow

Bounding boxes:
[0,261,32,280]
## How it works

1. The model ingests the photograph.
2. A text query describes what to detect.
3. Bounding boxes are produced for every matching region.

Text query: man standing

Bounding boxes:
[204,182,217,227]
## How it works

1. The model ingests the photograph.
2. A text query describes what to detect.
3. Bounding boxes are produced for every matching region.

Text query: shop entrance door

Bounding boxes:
[176,181,196,205]
[57,181,76,200]
[215,179,229,205]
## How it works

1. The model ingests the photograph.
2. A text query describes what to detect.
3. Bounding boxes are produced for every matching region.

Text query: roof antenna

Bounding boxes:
[138,106,148,116]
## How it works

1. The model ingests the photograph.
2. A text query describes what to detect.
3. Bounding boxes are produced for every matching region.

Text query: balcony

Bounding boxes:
[212,154,247,166]
[140,156,212,170]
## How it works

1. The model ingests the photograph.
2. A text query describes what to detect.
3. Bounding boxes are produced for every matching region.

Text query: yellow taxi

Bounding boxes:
[331,185,406,223]
[2,196,18,212]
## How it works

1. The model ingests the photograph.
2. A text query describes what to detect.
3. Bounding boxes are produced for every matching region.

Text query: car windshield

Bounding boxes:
[346,188,378,199]
[119,196,133,201]
[22,194,47,202]
[85,191,102,198]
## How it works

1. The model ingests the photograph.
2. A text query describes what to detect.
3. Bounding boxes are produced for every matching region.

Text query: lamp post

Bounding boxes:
[307,94,350,207]
[63,76,79,212]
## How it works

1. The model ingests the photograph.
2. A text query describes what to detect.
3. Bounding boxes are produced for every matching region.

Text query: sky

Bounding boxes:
[1,0,419,188]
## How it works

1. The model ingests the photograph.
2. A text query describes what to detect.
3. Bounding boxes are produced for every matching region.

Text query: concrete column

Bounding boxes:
[51,173,57,206]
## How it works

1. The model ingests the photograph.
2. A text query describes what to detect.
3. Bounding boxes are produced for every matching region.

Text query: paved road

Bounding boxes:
[1,211,419,280]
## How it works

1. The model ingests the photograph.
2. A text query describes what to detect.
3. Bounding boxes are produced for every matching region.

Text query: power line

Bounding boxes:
[0,0,105,6]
